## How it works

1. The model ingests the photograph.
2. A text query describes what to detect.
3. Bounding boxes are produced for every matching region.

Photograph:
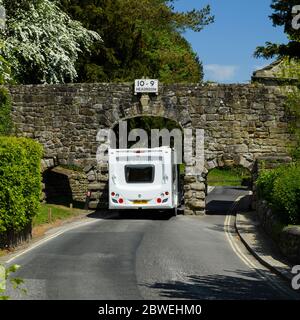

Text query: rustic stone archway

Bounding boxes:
[9,83,295,214]
[88,96,204,214]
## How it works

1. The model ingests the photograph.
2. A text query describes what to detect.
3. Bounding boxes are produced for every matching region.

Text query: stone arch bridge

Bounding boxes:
[9,83,294,214]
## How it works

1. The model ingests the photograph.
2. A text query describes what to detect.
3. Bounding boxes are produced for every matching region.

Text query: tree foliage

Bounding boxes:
[277,58,300,159]
[254,1,300,159]
[0,87,12,136]
[255,0,300,59]
[0,264,25,300]
[0,0,101,84]
[0,44,11,84]
[113,116,182,148]
[60,0,214,83]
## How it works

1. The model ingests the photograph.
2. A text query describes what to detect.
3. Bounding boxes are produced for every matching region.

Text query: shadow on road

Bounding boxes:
[206,194,252,216]
[86,186,253,220]
[143,269,294,300]
[205,200,235,216]
[87,209,174,221]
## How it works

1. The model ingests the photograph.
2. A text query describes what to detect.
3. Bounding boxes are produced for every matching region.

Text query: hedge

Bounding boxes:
[0,137,43,247]
[256,163,300,225]
[256,166,284,203]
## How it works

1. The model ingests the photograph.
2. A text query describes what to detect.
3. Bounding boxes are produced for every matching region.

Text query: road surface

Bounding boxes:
[5,186,300,300]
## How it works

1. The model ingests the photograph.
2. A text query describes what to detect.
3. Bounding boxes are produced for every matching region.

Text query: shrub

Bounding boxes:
[0,137,43,246]
[256,167,282,202]
[0,264,25,300]
[272,164,300,224]
[256,164,300,225]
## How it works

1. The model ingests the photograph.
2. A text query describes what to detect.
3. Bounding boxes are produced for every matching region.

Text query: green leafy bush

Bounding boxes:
[0,137,43,245]
[0,264,25,300]
[272,164,300,224]
[256,167,283,202]
[256,164,300,224]
[0,87,12,136]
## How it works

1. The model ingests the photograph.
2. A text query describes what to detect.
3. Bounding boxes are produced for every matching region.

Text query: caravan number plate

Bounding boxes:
[133,200,148,204]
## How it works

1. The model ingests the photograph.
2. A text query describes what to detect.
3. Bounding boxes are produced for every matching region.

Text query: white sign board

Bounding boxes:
[134,79,158,94]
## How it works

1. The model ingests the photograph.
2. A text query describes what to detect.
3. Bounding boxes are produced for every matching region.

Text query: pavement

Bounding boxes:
[2,186,299,300]
[235,212,295,283]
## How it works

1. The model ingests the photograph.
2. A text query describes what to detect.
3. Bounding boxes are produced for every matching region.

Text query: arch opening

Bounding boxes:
[205,164,253,215]
[42,166,88,209]
[110,115,186,213]
[112,116,183,149]
[207,165,252,188]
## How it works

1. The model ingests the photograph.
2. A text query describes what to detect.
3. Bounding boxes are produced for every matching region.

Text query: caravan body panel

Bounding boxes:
[109,147,178,210]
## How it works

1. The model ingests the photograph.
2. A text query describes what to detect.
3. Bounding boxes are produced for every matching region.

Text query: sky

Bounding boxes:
[173,0,288,83]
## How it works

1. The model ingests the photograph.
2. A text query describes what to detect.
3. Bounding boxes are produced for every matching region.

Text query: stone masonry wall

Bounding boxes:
[8,83,296,214]
[257,199,300,264]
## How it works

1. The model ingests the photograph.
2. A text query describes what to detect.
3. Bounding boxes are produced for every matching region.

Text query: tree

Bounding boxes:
[0,87,12,136]
[278,58,300,159]
[0,51,10,84]
[253,1,300,160]
[0,0,101,84]
[255,0,300,59]
[60,0,214,83]
[0,5,11,84]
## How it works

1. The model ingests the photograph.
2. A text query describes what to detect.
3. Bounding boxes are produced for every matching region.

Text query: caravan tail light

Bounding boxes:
[156,198,162,204]
[118,198,124,204]
[165,191,169,196]
[111,192,120,199]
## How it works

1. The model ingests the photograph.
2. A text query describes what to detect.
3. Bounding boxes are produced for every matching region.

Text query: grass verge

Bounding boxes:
[0,204,88,257]
[207,167,251,187]
[33,203,86,227]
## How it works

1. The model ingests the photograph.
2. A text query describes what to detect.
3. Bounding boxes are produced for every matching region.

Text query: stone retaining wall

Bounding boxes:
[257,199,300,264]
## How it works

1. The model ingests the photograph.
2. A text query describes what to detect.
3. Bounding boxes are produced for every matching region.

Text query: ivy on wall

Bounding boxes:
[277,58,300,160]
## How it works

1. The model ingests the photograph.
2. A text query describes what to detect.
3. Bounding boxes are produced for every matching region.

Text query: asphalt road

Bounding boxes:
[5,186,300,300]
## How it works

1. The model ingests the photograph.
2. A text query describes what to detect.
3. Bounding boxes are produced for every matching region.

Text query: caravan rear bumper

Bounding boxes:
[109,203,174,210]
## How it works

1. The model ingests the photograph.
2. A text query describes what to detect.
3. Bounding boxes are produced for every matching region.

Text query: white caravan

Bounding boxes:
[108,147,181,214]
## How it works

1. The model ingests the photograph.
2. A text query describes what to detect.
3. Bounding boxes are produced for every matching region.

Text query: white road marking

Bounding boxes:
[224,195,296,299]
[207,186,215,194]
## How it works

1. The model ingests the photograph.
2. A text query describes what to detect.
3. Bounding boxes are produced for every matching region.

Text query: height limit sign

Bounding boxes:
[134,79,159,95]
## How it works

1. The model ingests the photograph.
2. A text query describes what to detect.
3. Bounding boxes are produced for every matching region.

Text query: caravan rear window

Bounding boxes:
[125,165,155,183]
